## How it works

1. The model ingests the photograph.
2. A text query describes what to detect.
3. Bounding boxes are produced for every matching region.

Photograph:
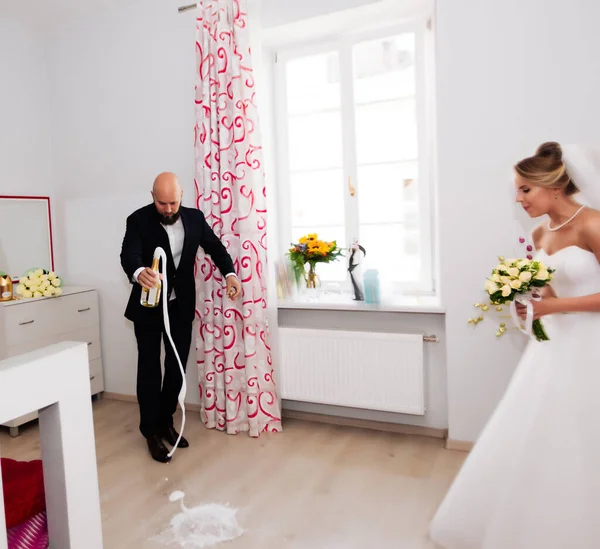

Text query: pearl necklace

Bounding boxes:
[547,205,585,232]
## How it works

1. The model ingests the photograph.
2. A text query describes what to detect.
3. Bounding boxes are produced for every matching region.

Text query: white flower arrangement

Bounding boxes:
[469,256,555,341]
[17,268,63,299]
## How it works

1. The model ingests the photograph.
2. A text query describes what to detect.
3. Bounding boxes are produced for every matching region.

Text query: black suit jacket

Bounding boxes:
[120,204,235,324]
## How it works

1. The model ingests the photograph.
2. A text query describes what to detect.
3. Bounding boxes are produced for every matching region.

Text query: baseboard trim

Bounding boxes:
[282,409,448,439]
[104,392,448,440]
[103,391,136,404]
[445,438,473,452]
[103,392,202,413]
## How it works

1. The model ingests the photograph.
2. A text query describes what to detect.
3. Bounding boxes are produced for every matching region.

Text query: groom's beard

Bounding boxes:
[159,211,181,225]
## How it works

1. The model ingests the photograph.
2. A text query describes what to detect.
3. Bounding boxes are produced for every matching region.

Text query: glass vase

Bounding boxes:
[306,263,319,289]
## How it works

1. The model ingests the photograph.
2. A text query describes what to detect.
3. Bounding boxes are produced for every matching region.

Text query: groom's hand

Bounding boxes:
[138,268,159,290]
[226,275,241,300]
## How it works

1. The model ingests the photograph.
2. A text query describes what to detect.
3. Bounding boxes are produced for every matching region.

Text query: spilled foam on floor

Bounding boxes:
[154,491,244,548]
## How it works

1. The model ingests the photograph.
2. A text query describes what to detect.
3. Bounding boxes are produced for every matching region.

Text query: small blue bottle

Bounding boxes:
[363,269,381,304]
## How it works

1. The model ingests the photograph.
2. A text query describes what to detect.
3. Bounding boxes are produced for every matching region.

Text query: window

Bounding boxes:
[274,21,435,295]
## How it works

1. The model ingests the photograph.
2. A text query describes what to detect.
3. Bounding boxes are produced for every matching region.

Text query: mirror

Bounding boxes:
[0,196,54,280]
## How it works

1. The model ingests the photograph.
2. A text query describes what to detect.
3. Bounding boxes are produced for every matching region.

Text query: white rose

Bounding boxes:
[33,291,42,298]
[535,269,549,281]
[492,273,501,283]
[29,285,39,293]
[501,285,512,297]
[517,260,529,269]
[43,289,53,297]
[51,278,61,287]
[510,279,522,290]
[20,277,29,285]
[48,272,56,280]
[507,267,520,277]
[23,290,32,298]
[35,269,44,276]
[40,274,49,281]
[27,271,34,278]
[519,271,532,282]
[41,280,50,289]
[47,286,55,295]
[485,280,498,294]
[54,287,63,296]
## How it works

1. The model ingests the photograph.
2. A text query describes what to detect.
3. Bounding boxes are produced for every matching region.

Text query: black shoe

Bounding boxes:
[161,425,189,448]
[146,435,172,463]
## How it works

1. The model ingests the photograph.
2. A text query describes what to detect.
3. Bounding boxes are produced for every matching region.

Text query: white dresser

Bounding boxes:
[0,286,104,436]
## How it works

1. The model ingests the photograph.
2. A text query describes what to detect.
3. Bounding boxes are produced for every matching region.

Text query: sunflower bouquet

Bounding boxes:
[470,256,555,341]
[288,233,343,288]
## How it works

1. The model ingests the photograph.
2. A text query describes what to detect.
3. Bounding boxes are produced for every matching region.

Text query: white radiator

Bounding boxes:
[278,327,425,415]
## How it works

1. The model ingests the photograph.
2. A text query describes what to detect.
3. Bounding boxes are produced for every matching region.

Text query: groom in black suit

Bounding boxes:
[120,172,241,463]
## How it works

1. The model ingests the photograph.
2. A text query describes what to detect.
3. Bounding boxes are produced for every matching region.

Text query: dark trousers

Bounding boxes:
[133,300,192,438]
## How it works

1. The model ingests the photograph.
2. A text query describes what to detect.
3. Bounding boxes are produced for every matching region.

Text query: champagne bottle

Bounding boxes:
[140,256,162,308]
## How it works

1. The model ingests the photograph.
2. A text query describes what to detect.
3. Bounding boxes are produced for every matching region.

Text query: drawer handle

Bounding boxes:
[18,320,35,325]
[87,341,92,346]
[78,307,91,313]
[90,375,95,381]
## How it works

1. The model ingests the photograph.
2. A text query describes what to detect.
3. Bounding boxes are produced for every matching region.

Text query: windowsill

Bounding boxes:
[277,292,444,314]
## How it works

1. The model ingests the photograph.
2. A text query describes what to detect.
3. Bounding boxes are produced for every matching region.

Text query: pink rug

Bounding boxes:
[7,511,48,549]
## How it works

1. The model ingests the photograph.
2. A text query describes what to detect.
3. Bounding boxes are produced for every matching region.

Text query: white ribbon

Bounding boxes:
[155,246,187,459]
[509,293,542,339]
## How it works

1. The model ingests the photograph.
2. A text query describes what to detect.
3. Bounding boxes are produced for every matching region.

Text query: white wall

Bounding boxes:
[436,0,600,442]
[0,18,54,210]
[260,0,378,27]
[46,0,201,400]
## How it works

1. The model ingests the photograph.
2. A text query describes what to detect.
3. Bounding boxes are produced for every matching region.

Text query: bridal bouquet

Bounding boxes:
[470,257,555,341]
[17,268,63,298]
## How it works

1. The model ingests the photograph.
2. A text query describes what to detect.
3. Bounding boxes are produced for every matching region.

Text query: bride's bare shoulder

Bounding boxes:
[581,206,600,222]
[531,224,546,250]
[580,208,600,247]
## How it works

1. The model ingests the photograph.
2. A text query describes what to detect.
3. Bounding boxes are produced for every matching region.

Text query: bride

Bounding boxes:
[429,142,600,549]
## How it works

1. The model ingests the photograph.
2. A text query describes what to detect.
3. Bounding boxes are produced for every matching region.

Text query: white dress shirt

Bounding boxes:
[133,217,236,301]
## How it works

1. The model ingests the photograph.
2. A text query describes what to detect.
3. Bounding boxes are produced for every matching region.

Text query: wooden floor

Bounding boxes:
[0,399,465,548]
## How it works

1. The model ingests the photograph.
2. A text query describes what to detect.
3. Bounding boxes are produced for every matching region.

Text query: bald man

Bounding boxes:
[120,173,241,463]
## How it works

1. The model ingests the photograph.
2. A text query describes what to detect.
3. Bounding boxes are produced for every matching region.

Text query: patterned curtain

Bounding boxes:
[193,0,282,436]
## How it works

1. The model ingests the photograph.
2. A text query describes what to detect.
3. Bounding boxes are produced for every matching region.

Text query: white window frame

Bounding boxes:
[272,17,436,296]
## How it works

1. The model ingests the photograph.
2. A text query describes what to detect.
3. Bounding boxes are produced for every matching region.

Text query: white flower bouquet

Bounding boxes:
[470,257,555,341]
[17,268,63,299]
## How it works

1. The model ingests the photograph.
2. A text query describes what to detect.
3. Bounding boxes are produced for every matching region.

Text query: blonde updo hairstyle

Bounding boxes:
[515,142,579,196]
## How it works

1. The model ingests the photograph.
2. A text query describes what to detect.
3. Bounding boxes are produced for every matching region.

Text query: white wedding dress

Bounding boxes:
[429,245,600,549]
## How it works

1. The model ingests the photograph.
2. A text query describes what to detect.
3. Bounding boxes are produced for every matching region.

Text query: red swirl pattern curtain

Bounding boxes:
[193,0,282,436]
